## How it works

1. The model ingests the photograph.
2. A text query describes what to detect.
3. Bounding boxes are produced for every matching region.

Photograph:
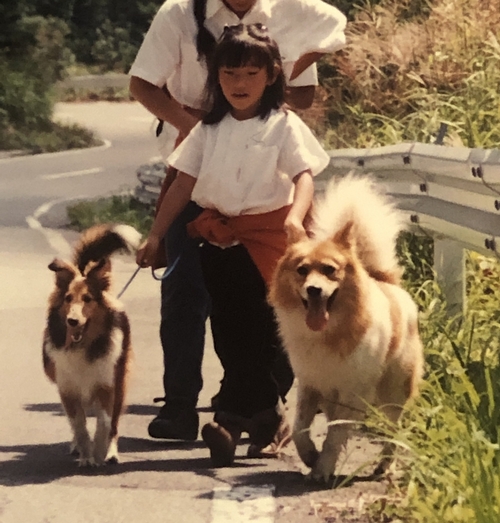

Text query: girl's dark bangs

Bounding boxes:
[217,40,268,68]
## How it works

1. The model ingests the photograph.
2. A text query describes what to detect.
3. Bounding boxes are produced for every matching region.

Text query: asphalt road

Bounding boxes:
[0,102,387,523]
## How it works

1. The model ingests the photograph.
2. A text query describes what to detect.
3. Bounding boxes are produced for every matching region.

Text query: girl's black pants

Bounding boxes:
[199,242,292,419]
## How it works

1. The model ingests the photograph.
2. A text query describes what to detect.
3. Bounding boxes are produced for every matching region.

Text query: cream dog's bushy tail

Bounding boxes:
[311,173,404,280]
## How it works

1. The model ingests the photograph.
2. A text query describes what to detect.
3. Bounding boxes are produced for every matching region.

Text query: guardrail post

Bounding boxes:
[434,238,465,316]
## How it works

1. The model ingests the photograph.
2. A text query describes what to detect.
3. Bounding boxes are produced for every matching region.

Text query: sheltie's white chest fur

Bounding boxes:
[44,328,124,406]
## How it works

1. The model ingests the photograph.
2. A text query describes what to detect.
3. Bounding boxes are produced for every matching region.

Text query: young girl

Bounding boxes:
[136,23,330,467]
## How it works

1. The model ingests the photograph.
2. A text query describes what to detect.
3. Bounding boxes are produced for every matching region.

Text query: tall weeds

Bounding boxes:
[310,0,500,149]
[369,237,500,522]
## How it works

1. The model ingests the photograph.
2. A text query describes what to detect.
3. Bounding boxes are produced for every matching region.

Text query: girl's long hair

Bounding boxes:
[203,24,286,125]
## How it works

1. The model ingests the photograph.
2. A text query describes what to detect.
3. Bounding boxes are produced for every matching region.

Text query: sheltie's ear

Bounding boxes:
[333,220,354,249]
[48,259,76,289]
[85,257,111,292]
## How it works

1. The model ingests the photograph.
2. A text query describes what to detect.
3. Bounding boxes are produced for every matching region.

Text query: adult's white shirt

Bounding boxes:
[129,0,347,110]
[167,109,330,216]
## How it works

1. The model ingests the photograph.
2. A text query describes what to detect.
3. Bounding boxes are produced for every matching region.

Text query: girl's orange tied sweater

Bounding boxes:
[187,205,291,287]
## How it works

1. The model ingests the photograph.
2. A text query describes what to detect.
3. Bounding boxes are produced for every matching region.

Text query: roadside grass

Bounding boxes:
[363,241,500,522]
[1,117,102,156]
[67,194,153,237]
[57,86,133,103]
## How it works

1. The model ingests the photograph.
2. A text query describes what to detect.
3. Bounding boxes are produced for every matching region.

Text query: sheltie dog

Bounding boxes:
[269,175,424,482]
[42,223,141,466]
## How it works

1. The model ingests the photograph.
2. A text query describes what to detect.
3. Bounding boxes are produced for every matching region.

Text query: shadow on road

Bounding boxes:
[0,437,262,487]
[24,403,65,416]
[24,402,166,417]
[231,468,382,493]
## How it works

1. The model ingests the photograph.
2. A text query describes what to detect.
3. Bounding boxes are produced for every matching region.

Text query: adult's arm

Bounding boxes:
[284,52,326,110]
[286,86,315,110]
[129,76,199,138]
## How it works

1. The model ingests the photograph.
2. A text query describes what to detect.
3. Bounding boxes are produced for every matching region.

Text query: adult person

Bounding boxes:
[129,0,347,443]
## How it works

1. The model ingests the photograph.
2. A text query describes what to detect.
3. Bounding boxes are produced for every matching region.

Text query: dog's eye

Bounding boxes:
[82,294,92,303]
[321,265,336,276]
[64,294,72,303]
[297,265,309,277]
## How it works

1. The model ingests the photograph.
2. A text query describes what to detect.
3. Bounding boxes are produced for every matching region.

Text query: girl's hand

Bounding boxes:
[284,216,307,244]
[136,235,161,268]
[287,170,314,243]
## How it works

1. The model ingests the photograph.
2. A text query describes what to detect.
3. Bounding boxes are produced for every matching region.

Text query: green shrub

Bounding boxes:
[67,195,153,237]
[0,15,81,152]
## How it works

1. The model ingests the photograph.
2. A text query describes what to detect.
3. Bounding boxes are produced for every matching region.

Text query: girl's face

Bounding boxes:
[218,64,274,120]
[223,0,257,18]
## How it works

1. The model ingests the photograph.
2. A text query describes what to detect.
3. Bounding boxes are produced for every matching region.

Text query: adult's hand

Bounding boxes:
[136,235,161,268]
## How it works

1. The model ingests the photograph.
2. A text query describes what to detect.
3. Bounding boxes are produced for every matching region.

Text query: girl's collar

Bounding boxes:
[224,108,282,141]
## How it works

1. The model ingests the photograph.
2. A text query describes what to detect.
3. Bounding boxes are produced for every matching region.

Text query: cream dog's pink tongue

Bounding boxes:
[306,299,329,331]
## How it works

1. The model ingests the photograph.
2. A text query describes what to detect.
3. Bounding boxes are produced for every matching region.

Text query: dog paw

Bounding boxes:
[78,456,97,467]
[302,448,319,468]
[305,470,330,484]
[294,435,318,468]
[309,455,336,483]
[104,438,119,464]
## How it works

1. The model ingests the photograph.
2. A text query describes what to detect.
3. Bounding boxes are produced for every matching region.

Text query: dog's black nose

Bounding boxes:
[67,318,79,327]
[306,286,322,297]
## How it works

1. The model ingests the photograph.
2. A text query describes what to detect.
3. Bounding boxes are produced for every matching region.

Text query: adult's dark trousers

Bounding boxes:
[160,201,210,410]
[199,242,290,419]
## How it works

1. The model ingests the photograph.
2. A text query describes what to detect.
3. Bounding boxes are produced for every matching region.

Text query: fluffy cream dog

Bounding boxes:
[269,175,424,482]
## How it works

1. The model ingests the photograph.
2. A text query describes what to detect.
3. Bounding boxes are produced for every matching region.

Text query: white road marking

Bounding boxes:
[26,215,72,258]
[211,485,276,523]
[40,167,103,180]
[26,197,89,258]
[0,140,111,165]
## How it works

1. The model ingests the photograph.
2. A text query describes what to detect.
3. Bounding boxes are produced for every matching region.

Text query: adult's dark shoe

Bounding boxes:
[148,402,199,441]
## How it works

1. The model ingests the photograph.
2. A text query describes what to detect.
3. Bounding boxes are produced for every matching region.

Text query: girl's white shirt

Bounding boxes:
[129,0,347,110]
[167,109,330,216]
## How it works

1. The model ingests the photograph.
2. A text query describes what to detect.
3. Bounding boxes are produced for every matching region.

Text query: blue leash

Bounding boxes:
[116,254,181,298]
[150,254,181,281]
[117,266,142,299]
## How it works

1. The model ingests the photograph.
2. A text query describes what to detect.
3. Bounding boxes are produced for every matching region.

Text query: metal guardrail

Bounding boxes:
[318,143,500,258]
[319,143,500,314]
[134,161,165,205]
[134,142,500,314]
